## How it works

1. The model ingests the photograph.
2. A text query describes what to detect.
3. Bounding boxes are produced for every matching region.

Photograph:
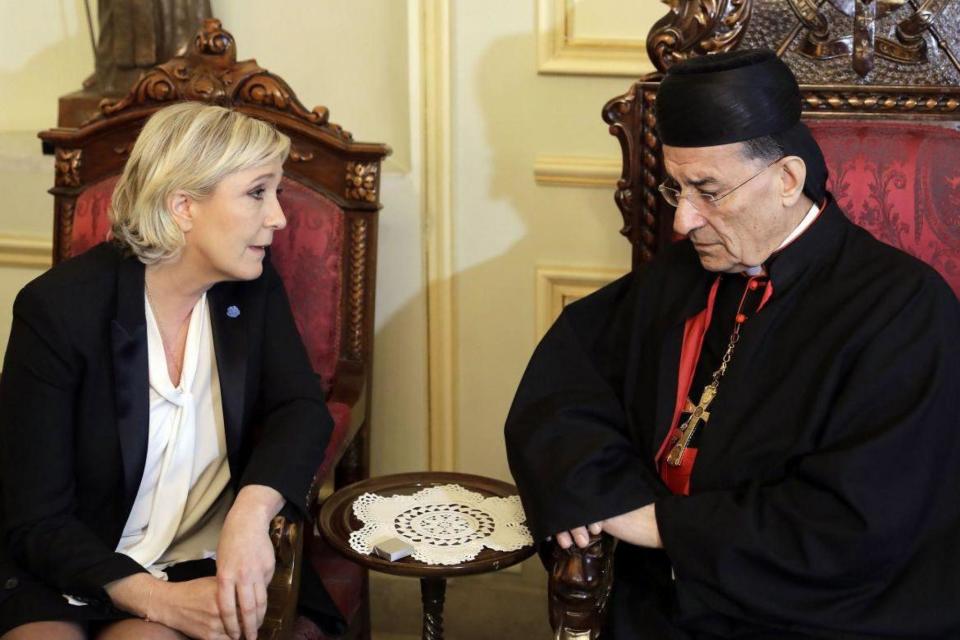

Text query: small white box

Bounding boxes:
[372,538,414,561]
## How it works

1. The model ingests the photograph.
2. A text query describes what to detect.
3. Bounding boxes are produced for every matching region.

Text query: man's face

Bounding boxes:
[663,142,791,273]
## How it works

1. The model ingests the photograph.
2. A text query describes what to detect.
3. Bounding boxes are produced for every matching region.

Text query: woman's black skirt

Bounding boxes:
[0,558,215,635]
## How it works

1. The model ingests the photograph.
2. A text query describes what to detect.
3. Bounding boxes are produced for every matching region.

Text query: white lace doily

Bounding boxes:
[348,484,533,566]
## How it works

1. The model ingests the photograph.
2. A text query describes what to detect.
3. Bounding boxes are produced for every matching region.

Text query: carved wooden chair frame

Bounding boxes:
[39,19,390,640]
[548,1,960,637]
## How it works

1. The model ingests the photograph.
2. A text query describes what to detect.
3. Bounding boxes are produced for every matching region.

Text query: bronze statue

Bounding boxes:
[83,0,211,94]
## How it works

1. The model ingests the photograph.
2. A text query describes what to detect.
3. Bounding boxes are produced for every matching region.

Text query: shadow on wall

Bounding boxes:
[0,7,94,361]
[0,2,93,131]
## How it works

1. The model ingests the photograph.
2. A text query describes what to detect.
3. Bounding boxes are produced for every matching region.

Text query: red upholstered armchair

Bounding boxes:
[38,19,389,640]
[549,1,960,637]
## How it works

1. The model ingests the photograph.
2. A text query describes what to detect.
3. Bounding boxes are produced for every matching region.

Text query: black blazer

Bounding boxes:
[0,242,332,606]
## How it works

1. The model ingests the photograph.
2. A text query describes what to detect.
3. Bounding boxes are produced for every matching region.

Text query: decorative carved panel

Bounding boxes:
[345,162,379,203]
[95,19,354,142]
[648,0,753,70]
[347,217,369,362]
[649,0,960,83]
[603,84,667,264]
[57,199,76,263]
[55,149,82,187]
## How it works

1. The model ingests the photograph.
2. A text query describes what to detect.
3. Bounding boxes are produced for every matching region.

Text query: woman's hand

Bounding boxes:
[107,572,229,639]
[215,485,284,639]
[151,576,229,639]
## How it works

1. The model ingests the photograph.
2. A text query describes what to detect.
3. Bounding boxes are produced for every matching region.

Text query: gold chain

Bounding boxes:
[145,277,186,385]
[665,312,745,467]
[710,320,742,389]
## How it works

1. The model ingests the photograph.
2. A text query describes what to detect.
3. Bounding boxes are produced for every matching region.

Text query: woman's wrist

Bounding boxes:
[232,484,285,525]
[104,572,163,618]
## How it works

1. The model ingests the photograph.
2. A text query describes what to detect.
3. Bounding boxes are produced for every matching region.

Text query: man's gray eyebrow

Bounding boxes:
[688,176,720,188]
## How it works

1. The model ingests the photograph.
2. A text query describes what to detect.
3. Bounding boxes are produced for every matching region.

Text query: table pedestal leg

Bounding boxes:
[420,577,446,640]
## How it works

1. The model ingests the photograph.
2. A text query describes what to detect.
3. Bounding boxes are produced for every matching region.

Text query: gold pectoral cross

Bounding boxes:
[665,385,717,467]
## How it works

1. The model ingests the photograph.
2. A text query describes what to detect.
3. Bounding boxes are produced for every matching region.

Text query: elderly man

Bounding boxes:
[505,50,960,638]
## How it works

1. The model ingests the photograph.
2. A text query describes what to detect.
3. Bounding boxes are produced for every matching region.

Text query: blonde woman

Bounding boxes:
[0,103,339,639]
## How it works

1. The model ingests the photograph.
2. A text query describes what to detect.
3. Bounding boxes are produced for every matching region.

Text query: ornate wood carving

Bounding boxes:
[802,88,960,113]
[420,578,446,640]
[55,149,82,187]
[786,0,953,76]
[262,515,302,639]
[899,0,952,42]
[95,19,353,142]
[648,0,754,71]
[548,534,616,639]
[57,200,76,262]
[348,217,368,362]
[345,161,379,203]
[289,147,315,163]
[603,84,663,265]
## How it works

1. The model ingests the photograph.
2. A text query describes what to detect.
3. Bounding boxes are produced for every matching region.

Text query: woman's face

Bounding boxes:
[176,159,286,284]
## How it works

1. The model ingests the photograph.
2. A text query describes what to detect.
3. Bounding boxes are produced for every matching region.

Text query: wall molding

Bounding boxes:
[0,234,52,268]
[535,266,626,340]
[422,0,456,472]
[537,0,655,77]
[533,154,620,188]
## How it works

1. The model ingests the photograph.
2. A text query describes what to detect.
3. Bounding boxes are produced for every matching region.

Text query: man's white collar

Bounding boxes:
[744,201,822,276]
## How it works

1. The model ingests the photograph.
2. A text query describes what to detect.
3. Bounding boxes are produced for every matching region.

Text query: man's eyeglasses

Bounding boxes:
[658,157,784,210]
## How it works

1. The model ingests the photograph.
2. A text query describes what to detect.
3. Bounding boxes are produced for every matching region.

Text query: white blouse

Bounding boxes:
[115,292,233,575]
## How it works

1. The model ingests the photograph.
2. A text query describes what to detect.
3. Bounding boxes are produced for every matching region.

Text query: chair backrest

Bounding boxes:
[605,0,960,296]
[39,18,391,398]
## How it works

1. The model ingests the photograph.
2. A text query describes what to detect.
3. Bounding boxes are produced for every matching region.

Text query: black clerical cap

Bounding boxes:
[656,50,827,202]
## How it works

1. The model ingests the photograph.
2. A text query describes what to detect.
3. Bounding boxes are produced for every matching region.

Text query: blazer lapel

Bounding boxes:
[208,283,247,471]
[111,257,149,514]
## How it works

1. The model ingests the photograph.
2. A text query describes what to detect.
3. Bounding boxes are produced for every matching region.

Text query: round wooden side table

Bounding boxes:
[318,471,535,640]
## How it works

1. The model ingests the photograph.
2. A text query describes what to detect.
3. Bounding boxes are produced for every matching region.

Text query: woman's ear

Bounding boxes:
[168,191,195,232]
[779,156,807,207]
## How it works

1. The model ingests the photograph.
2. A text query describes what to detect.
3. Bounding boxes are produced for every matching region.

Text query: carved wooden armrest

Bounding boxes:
[260,515,304,640]
[548,534,617,640]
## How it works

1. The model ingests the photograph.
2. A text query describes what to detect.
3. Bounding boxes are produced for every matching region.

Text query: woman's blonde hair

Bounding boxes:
[110,102,291,263]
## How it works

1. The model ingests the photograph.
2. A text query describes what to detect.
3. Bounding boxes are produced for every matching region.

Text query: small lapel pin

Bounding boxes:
[226,305,241,318]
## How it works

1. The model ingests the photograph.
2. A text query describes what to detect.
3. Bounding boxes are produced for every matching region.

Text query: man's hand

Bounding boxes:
[602,504,662,549]
[554,504,663,550]
[216,485,284,640]
[555,522,603,549]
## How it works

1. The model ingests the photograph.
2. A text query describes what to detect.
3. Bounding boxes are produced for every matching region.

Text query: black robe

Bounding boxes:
[505,199,960,639]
